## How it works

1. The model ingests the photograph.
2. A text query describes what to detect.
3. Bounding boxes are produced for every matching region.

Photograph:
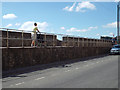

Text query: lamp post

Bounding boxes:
[117,2,120,44]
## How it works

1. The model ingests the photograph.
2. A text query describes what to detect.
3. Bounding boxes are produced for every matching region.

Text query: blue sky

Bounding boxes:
[2,2,118,39]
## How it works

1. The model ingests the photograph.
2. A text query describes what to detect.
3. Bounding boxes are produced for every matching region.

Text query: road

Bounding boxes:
[2,55,119,88]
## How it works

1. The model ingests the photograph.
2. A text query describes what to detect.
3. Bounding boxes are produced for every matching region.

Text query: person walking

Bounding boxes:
[31,23,40,47]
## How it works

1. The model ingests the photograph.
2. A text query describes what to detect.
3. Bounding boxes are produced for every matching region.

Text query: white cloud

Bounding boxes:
[101,32,115,37]
[6,24,12,28]
[88,26,98,30]
[109,32,114,36]
[66,26,98,32]
[76,1,96,12]
[15,23,21,26]
[114,0,120,2]
[67,27,77,32]
[94,0,113,1]
[3,14,17,19]
[63,2,96,12]
[63,2,76,12]
[96,33,100,36]
[89,0,118,2]
[102,21,117,28]
[60,27,65,30]
[19,21,48,32]
[101,35,109,37]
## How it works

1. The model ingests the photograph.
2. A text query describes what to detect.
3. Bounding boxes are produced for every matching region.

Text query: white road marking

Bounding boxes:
[65,70,71,72]
[51,74,57,76]
[10,85,13,87]
[15,82,24,85]
[85,65,89,67]
[84,61,87,62]
[76,68,79,70]
[96,62,99,63]
[35,77,45,80]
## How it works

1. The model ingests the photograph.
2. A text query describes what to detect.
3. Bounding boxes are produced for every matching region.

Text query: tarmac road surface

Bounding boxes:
[2,55,119,88]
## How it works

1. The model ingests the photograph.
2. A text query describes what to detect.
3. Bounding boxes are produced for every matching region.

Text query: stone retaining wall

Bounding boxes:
[2,47,111,71]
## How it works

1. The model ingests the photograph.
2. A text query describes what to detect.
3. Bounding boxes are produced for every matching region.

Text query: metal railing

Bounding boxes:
[0,28,112,48]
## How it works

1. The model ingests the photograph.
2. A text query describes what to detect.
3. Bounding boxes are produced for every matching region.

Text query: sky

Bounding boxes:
[1,2,119,39]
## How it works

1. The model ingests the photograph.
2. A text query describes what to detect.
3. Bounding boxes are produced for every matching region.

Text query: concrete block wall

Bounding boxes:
[62,37,112,47]
[37,34,57,46]
[2,31,58,47]
[2,31,113,47]
[2,31,31,47]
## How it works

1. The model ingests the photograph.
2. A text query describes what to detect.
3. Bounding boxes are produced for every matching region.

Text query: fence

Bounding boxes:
[0,28,112,48]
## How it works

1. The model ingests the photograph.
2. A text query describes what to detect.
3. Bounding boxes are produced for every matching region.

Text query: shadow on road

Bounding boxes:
[2,54,110,78]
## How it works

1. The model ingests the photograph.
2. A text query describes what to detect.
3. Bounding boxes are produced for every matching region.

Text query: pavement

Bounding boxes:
[2,55,119,88]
